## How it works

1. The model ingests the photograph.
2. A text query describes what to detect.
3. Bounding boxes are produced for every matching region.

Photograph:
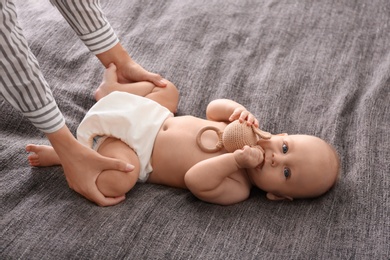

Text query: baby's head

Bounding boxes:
[248,134,340,201]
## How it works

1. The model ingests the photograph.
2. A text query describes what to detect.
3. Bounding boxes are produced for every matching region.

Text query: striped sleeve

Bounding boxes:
[50,0,119,54]
[0,0,65,133]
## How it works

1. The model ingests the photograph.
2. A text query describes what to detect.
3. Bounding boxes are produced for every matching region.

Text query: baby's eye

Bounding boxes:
[282,143,288,154]
[284,167,291,179]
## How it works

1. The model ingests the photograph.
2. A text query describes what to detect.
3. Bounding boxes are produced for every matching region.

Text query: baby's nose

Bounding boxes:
[271,152,278,167]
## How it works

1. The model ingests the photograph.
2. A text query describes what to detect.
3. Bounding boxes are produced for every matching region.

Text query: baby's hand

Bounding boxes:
[233,145,264,169]
[229,107,259,127]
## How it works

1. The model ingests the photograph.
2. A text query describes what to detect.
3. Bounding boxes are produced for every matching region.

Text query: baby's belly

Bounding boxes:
[148,116,227,188]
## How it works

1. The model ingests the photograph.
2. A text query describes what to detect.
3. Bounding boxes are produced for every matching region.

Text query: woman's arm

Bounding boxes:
[1,1,134,206]
[51,0,166,87]
[46,126,134,206]
[96,43,166,87]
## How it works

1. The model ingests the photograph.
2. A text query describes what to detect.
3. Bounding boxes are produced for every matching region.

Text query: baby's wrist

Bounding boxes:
[233,150,245,169]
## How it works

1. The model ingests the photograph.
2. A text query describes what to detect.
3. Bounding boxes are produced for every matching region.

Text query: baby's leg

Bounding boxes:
[95,64,156,101]
[95,64,179,113]
[95,137,141,197]
[26,144,61,167]
[26,139,139,197]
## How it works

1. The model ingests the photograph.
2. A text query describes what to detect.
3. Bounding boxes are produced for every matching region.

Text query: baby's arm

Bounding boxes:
[206,99,259,127]
[185,154,250,205]
[184,146,263,205]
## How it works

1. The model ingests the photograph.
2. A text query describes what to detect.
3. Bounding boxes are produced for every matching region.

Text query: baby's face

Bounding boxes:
[247,134,338,200]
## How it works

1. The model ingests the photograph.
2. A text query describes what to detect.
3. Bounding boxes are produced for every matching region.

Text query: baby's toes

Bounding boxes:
[27,154,40,166]
[26,144,39,153]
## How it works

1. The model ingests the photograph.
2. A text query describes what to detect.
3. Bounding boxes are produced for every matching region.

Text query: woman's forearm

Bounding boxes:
[51,0,119,55]
[96,43,131,68]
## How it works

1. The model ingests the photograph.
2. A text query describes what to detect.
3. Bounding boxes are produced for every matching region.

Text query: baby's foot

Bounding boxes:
[94,63,119,101]
[26,144,61,167]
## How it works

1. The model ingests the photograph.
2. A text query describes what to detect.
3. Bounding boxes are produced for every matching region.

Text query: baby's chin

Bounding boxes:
[246,167,263,187]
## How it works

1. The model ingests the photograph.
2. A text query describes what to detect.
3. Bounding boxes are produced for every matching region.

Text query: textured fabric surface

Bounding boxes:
[1,0,389,259]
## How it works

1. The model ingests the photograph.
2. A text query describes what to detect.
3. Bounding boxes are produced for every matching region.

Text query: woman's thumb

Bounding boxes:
[104,157,134,172]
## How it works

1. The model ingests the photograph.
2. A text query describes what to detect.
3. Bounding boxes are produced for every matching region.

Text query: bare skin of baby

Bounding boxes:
[27,64,339,206]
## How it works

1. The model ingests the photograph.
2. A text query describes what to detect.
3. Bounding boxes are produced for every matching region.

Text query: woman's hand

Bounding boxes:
[115,58,167,87]
[46,126,134,206]
[97,43,167,88]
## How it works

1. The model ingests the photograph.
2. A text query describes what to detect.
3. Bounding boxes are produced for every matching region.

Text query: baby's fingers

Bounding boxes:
[229,110,242,121]
[240,113,259,127]
[243,113,259,126]
[238,111,250,123]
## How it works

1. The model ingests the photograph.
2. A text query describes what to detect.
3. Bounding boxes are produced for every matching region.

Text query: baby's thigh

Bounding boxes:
[96,137,141,197]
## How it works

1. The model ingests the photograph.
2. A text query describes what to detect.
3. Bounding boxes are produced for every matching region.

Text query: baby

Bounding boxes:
[27,64,340,206]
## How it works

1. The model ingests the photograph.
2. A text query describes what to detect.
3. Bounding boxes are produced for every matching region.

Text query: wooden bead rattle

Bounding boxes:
[196,120,271,153]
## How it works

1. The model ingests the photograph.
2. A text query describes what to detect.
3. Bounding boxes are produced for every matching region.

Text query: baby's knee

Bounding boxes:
[96,137,141,197]
[163,80,180,113]
[96,168,139,197]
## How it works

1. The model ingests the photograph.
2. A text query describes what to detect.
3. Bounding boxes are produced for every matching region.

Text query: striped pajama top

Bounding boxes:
[0,0,119,133]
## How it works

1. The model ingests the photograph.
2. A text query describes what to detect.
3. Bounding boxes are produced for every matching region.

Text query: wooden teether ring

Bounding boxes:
[196,126,224,153]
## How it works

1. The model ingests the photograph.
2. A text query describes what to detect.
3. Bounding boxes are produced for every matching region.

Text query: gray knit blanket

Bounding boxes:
[1,0,389,259]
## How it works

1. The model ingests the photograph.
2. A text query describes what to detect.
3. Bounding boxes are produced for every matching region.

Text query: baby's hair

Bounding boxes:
[303,137,341,198]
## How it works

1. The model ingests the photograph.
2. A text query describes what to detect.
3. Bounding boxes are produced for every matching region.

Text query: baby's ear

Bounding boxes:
[266,193,293,201]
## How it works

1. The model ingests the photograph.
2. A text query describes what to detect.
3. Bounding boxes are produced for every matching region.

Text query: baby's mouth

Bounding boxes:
[257,152,265,170]
[258,160,265,170]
